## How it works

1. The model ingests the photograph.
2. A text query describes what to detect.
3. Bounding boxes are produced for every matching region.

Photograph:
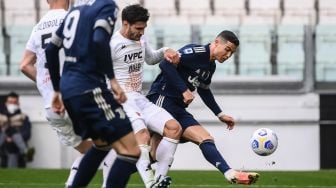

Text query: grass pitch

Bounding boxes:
[0,169,336,188]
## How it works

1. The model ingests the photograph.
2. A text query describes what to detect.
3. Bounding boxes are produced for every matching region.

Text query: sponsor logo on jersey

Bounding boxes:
[128,63,142,73]
[124,51,142,63]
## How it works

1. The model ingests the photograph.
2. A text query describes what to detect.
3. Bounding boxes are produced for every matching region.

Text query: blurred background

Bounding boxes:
[0,0,335,171]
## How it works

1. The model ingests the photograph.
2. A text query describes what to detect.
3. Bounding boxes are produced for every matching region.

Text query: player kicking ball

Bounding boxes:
[147,30,259,185]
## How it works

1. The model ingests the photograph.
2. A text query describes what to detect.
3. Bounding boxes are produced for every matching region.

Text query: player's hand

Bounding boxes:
[52,92,65,115]
[164,48,181,65]
[218,114,235,130]
[182,89,194,105]
[110,78,127,104]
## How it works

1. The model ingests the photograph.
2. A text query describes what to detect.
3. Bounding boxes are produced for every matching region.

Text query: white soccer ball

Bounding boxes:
[250,128,278,156]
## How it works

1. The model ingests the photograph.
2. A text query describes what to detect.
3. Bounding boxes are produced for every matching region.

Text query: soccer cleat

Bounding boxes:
[230,171,259,185]
[150,175,172,188]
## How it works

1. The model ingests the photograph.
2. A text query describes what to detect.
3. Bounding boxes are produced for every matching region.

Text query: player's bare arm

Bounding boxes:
[110,78,127,104]
[51,91,64,115]
[164,48,181,65]
[217,112,235,130]
[182,89,194,105]
[20,50,37,82]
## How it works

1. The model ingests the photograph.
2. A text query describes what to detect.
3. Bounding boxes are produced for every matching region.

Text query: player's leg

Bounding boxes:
[116,94,155,188]
[106,132,140,188]
[183,125,259,184]
[101,150,116,188]
[146,105,181,184]
[45,108,92,187]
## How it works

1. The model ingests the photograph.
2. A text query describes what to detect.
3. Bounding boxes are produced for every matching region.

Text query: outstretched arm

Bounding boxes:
[197,87,235,130]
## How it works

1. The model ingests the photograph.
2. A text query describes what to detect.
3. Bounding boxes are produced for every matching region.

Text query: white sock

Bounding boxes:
[224,169,236,181]
[136,144,155,188]
[65,155,84,187]
[102,150,117,188]
[155,137,179,180]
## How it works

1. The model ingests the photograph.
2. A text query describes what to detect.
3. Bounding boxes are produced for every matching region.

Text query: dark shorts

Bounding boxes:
[147,93,199,132]
[63,88,133,145]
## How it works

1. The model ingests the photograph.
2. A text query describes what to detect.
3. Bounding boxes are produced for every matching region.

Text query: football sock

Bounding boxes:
[65,155,84,187]
[155,137,179,179]
[136,144,155,188]
[106,154,138,188]
[199,139,230,174]
[70,146,108,188]
[102,150,116,188]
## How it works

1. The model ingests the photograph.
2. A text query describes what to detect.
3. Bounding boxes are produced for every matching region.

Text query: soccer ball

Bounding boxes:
[250,128,278,156]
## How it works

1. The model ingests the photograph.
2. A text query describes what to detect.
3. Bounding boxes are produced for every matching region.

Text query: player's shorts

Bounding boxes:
[147,93,199,132]
[122,92,174,135]
[62,87,133,145]
[45,108,82,148]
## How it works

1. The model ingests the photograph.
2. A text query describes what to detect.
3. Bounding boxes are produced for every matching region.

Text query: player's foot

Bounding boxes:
[230,171,259,185]
[150,175,172,188]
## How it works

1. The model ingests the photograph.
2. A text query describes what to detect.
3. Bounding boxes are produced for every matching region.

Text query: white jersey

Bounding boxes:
[26,9,67,108]
[110,31,166,93]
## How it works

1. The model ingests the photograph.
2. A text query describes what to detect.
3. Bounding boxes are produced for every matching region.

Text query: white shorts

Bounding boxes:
[122,92,174,135]
[45,108,82,148]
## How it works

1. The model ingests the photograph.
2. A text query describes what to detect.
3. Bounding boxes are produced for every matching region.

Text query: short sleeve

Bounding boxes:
[26,28,37,53]
[94,2,118,35]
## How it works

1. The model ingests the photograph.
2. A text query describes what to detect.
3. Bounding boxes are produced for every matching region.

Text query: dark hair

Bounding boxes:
[121,4,149,25]
[7,91,19,99]
[217,30,240,46]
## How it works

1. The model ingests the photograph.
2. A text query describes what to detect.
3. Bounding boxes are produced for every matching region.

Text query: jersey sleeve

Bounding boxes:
[144,36,166,65]
[94,2,118,36]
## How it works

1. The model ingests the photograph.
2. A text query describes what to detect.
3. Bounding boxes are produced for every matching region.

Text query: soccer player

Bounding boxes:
[107,4,182,188]
[20,0,92,186]
[45,0,140,187]
[147,30,260,185]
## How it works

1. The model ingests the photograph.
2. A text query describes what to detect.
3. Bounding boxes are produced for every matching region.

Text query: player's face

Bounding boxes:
[214,39,237,63]
[125,21,147,41]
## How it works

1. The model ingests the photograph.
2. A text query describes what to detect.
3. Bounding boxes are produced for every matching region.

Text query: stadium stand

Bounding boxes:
[178,0,211,25]
[143,0,177,18]
[283,0,316,25]
[248,0,281,24]
[213,0,246,23]
[315,24,336,81]
[276,25,305,79]
[239,25,273,76]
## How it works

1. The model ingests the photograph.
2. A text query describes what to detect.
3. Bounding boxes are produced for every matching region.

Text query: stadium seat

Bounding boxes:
[276,25,305,79]
[248,0,281,24]
[6,26,33,76]
[178,0,211,24]
[204,15,240,30]
[199,24,238,44]
[144,26,159,49]
[160,24,192,50]
[143,63,161,82]
[281,15,312,26]
[143,0,177,17]
[3,0,36,26]
[239,25,272,76]
[319,0,336,19]
[283,0,316,25]
[213,0,246,22]
[241,15,276,30]
[315,24,336,81]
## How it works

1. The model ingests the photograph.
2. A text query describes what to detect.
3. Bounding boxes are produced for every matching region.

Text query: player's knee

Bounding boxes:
[135,128,151,144]
[75,140,93,154]
[164,119,182,139]
[93,139,112,151]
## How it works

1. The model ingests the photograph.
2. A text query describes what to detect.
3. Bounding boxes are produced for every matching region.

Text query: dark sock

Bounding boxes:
[70,146,108,188]
[106,155,138,188]
[199,140,230,174]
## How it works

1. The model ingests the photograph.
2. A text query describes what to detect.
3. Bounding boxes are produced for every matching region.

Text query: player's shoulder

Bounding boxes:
[179,44,207,56]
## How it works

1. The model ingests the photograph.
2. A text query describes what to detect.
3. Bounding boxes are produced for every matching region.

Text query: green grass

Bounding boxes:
[1,169,336,188]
